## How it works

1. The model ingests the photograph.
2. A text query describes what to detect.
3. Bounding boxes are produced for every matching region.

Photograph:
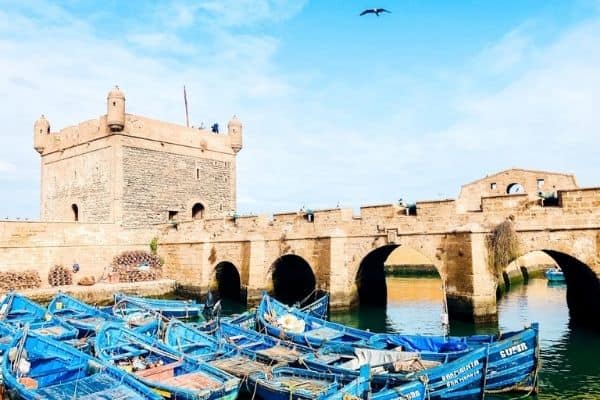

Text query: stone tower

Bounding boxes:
[107,86,125,131]
[35,86,242,227]
[228,115,243,153]
[33,114,50,154]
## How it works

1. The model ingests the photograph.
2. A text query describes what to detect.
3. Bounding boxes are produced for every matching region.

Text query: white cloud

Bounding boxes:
[0,161,17,173]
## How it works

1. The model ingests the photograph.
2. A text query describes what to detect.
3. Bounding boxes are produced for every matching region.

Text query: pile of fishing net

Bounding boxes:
[110,250,162,282]
[48,264,73,287]
[0,270,42,291]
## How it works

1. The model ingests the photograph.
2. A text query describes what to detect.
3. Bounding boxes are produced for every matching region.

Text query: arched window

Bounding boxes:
[506,183,525,194]
[71,204,79,222]
[192,203,205,220]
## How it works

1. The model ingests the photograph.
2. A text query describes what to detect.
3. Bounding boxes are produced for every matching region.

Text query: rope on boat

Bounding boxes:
[295,288,317,309]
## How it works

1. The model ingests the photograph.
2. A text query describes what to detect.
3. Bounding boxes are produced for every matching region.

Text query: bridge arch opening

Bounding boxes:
[270,254,316,306]
[213,261,243,302]
[502,249,600,329]
[356,245,442,307]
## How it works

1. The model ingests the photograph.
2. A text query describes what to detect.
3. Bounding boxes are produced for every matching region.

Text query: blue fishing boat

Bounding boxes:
[164,320,223,360]
[95,323,240,400]
[114,292,205,319]
[0,322,15,355]
[295,292,329,319]
[300,343,488,399]
[0,293,78,341]
[165,320,284,387]
[247,364,371,400]
[259,293,540,394]
[219,320,312,364]
[545,267,565,282]
[224,293,329,331]
[257,294,376,348]
[47,292,123,337]
[369,347,488,399]
[2,328,162,400]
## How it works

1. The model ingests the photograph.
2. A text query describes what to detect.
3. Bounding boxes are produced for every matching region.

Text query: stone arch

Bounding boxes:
[192,203,205,220]
[539,250,599,328]
[354,244,443,306]
[211,261,244,302]
[503,244,600,329]
[501,250,556,288]
[268,254,316,306]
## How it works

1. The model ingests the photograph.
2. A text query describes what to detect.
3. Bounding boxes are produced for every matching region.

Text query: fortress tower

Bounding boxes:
[34,86,243,227]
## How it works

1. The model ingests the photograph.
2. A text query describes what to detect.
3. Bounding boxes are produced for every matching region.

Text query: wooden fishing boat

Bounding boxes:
[95,323,240,400]
[47,292,123,337]
[259,293,540,394]
[247,364,371,400]
[368,347,488,399]
[165,320,282,390]
[1,327,162,400]
[295,292,329,319]
[257,294,376,348]
[0,293,78,341]
[0,322,15,355]
[219,320,312,365]
[164,320,223,360]
[300,343,489,399]
[545,267,565,282]
[114,292,205,319]
[224,293,329,330]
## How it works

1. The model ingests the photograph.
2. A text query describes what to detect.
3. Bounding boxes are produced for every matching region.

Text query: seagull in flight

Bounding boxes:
[360,8,391,17]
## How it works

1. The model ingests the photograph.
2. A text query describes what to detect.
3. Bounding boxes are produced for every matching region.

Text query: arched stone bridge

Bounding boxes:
[160,186,600,325]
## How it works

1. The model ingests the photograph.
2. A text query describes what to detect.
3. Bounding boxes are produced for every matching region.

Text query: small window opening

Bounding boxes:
[71,204,79,222]
[490,182,497,190]
[112,101,116,106]
[192,203,205,220]
[537,179,545,189]
[168,210,178,221]
[507,183,525,194]
[196,168,200,180]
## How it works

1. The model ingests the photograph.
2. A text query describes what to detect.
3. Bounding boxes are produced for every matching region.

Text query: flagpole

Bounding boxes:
[184,85,190,128]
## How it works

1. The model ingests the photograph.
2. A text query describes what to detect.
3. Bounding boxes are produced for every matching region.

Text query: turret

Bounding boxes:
[227,115,243,153]
[33,114,50,154]
[107,85,125,132]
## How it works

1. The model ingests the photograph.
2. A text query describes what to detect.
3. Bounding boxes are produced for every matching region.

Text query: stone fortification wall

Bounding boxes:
[0,222,154,289]
[41,142,114,222]
[121,146,235,227]
[457,169,578,212]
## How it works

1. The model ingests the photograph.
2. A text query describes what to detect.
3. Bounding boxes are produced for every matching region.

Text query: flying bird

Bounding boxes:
[360,8,391,16]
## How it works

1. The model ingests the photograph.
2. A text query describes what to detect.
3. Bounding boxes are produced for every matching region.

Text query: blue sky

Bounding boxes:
[1,0,600,218]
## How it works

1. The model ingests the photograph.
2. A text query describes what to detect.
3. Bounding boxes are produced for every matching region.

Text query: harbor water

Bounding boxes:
[328,277,600,399]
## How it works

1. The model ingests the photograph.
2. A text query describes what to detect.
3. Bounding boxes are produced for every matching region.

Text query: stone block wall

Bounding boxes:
[481,194,529,212]
[559,188,600,209]
[0,222,154,289]
[121,146,235,227]
[416,200,456,217]
[458,169,577,211]
[41,143,114,222]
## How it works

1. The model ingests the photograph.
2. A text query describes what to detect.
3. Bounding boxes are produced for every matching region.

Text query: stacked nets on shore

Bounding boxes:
[110,250,162,282]
[48,264,73,286]
[0,270,42,291]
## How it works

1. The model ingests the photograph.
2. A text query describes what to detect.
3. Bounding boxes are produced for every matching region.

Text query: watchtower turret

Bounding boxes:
[107,85,125,132]
[228,115,243,153]
[33,114,50,154]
